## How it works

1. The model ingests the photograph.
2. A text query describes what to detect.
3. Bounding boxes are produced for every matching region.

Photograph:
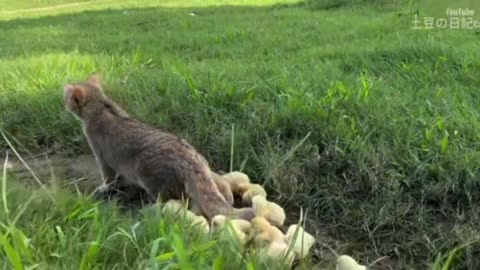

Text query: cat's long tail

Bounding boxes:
[181,159,255,221]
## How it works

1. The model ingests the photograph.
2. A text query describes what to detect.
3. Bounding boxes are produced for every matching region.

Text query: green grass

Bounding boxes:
[0,173,290,270]
[1,0,480,269]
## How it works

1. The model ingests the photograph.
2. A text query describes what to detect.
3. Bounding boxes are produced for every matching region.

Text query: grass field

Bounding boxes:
[1,0,480,269]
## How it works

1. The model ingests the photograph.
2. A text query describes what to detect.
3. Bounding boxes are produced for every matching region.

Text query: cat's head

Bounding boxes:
[63,74,125,121]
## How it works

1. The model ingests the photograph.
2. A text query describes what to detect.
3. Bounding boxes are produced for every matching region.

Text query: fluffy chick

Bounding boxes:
[252,195,286,227]
[285,225,316,259]
[221,171,251,195]
[336,255,367,270]
[212,215,252,245]
[212,215,252,232]
[250,217,285,246]
[242,184,267,205]
[263,241,295,267]
[164,200,209,234]
[191,215,210,234]
[163,199,184,213]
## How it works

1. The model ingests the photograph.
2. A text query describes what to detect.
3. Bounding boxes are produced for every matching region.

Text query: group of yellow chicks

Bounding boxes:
[163,171,367,270]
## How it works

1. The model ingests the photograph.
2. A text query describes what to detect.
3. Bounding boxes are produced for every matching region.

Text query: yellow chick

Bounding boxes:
[285,225,316,259]
[263,240,295,267]
[250,217,285,246]
[191,215,210,234]
[163,199,184,213]
[336,255,367,270]
[221,171,251,194]
[212,215,252,231]
[212,215,252,245]
[163,200,209,234]
[252,196,286,227]
[241,184,267,205]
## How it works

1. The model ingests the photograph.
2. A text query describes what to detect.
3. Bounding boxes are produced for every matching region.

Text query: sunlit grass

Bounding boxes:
[0,0,300,20]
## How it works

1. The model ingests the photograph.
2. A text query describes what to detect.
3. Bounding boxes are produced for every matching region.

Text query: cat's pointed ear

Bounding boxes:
[88,73,101,87]
[64,84,86,107]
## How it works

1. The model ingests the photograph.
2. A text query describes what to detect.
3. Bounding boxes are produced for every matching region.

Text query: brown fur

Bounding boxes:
[63,74,255,220]
[212,171,234,205]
